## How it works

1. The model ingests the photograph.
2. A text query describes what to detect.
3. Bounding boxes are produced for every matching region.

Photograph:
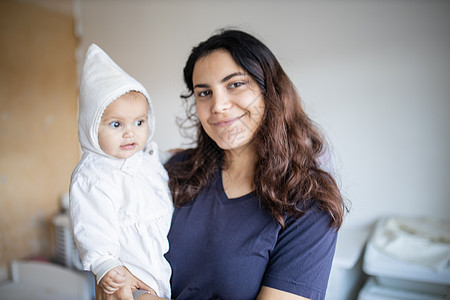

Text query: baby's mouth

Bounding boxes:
[121,143,136,150]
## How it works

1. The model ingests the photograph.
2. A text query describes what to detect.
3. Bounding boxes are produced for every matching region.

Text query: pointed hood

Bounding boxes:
[78,44,155,157]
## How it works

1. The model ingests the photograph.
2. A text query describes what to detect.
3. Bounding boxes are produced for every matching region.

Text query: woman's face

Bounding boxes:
[192,50,265,154]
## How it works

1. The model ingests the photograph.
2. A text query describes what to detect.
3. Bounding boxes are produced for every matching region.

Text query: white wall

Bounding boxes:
[75,0,450,229]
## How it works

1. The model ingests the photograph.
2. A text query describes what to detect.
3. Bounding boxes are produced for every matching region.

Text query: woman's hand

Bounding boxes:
[95,282,131,300]
[95,267,157,300]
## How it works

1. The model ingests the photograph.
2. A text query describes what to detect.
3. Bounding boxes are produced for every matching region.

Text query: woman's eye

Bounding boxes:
[109,121,121,128]
[198,90,211,97]
[230,81,246,89]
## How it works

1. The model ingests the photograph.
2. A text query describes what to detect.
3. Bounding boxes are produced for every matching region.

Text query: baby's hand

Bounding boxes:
[99,266,127,294]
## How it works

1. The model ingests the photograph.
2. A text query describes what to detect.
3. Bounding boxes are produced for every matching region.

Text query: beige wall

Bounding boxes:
[77,0,450,229]
[0,0,79,280]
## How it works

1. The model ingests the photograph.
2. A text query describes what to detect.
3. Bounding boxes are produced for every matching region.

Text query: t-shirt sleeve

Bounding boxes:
[262,208,338,300]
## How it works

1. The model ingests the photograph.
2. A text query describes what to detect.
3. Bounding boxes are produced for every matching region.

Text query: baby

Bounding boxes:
[70,44,173,299]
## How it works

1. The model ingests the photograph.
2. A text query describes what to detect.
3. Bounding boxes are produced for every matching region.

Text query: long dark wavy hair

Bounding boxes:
[165,29,347,228]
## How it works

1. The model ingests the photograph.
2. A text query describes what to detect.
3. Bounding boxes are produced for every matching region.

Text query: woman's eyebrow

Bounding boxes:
[221,72,246,83]
[193,72,246,89]
[193,83,209,89]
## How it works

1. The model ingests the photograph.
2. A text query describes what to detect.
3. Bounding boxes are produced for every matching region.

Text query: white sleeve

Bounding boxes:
[69,177,122,281]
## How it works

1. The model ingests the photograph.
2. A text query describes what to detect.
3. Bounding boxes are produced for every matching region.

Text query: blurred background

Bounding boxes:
[0,0,449,298]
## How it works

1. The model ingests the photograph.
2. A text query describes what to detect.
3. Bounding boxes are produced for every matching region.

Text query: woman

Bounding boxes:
[97,29,346,300]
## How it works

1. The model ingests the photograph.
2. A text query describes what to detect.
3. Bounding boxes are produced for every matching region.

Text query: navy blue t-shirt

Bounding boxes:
[165,153,337,300]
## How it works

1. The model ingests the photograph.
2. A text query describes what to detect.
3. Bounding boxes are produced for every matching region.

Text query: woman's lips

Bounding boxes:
[211,114,245,127]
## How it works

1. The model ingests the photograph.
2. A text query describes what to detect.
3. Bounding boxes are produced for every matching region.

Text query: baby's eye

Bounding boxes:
[135,120,145,126]
[109,121,121,128]
[198,90,212,97]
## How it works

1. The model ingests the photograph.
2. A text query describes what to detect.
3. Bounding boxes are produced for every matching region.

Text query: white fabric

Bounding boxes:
[92,258,123,285]
[78,43,155,157]
[372,217,450,271]
[70,44,173,298]
[70,145,173,298]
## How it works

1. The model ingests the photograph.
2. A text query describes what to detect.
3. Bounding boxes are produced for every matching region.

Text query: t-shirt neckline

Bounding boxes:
[217,168,255,202]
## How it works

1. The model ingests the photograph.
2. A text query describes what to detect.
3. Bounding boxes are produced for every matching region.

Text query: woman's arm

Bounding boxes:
[257,286,310,300]
[131,294,166,300]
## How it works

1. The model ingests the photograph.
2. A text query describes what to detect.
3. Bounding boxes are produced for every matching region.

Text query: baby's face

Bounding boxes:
[98,92,149,159]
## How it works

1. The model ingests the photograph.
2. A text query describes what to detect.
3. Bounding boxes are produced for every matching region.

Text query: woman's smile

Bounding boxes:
[210,113,245,127]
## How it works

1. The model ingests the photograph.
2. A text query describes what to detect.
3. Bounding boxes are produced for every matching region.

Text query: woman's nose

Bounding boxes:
[211,91,232,113]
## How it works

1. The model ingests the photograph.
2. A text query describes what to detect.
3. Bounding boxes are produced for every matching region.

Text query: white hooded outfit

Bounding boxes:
[69,44,173,298]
